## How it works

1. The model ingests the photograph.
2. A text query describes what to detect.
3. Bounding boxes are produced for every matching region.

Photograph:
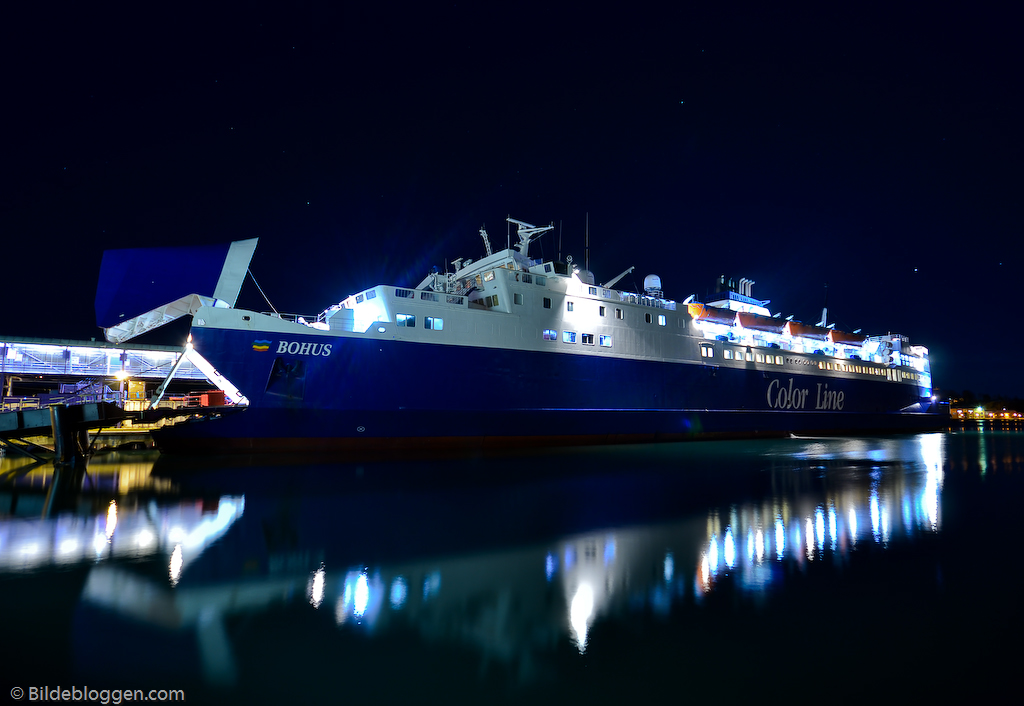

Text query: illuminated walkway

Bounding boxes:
[1,337,208,382]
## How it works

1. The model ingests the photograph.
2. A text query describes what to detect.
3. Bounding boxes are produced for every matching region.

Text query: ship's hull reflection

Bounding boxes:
[62,434,953,696]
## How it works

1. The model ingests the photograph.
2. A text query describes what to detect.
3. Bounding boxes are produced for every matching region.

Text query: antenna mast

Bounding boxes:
[585,212,590,273]
[506,218,554,256]
[817,282,829,328]
[479,225,493,257]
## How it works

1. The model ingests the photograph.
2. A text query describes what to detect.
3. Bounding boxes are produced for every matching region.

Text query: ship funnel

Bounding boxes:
[644,274,663,297]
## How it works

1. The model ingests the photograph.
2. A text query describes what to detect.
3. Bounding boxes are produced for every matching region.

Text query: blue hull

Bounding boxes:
[153,327,944,453]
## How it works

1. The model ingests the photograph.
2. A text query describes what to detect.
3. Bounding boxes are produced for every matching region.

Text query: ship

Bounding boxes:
[95,218,942,453]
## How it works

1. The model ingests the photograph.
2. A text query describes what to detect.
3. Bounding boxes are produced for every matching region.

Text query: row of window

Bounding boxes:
[395,314,615,348]
[723,349,785,364]
[545,329,613,347]
[471,271,548,289]
[821,361,921,381]
[554,298,668,327]
[700,343,922,381]
[396,313,444,330]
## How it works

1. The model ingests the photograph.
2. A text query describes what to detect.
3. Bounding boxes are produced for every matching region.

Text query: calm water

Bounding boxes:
[1,431,1021,703]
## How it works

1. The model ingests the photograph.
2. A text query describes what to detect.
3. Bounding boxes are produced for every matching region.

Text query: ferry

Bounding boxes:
[126,218,941,453]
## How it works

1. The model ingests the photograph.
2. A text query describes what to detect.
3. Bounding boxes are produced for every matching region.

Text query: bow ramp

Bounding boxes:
[95,238,258,344]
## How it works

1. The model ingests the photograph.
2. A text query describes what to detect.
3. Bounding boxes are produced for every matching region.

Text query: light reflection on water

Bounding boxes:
[1,431,1021,701]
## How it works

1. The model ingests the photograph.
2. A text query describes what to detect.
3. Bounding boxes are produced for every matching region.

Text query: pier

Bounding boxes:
[0,336,230,464]
[1,336,211,406]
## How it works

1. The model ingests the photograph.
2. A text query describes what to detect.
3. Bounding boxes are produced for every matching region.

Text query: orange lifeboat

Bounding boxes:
[828,330,867,346]
[736,312,786,334]
[783,321,830,340]
[687,302,737,326]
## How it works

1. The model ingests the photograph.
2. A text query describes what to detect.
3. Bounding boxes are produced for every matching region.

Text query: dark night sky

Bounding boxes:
[2,4,1020,398]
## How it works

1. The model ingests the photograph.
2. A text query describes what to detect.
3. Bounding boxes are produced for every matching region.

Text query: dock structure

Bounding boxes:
[0,336,241,464]
[0,402,129,462]
[1,337,211,404]
[0,402,132,515]
[0,335,229,436]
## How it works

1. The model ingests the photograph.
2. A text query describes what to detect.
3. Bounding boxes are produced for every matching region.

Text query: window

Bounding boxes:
[755,353,764,363]
[615,308,623,320]
[700,345,714,358]
[395,288,414,299]
[543,297,551,309]
[658,314,666,326]
[484,271,495,282]
[425,317,443,330]
[366,290,376,299]
[599,335,612,347]
[599,306,606,317]
[588,286,598,295]
[567,301,574,312]
[724,350,734,360]
[746,352,753,361]
[514,292,524,305]
[355,294,364,303]
[543,329,557,341]
[563,331,577,343]
[544,264,552,273]
[645,312,652,324]
[420,292,439,302]
[397,313,416,327]
[582,333,594,345]
[522,273,532,283]
[536,275,547,285]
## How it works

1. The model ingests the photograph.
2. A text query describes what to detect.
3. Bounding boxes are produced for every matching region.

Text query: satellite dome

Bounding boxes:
[644,274,663,296]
